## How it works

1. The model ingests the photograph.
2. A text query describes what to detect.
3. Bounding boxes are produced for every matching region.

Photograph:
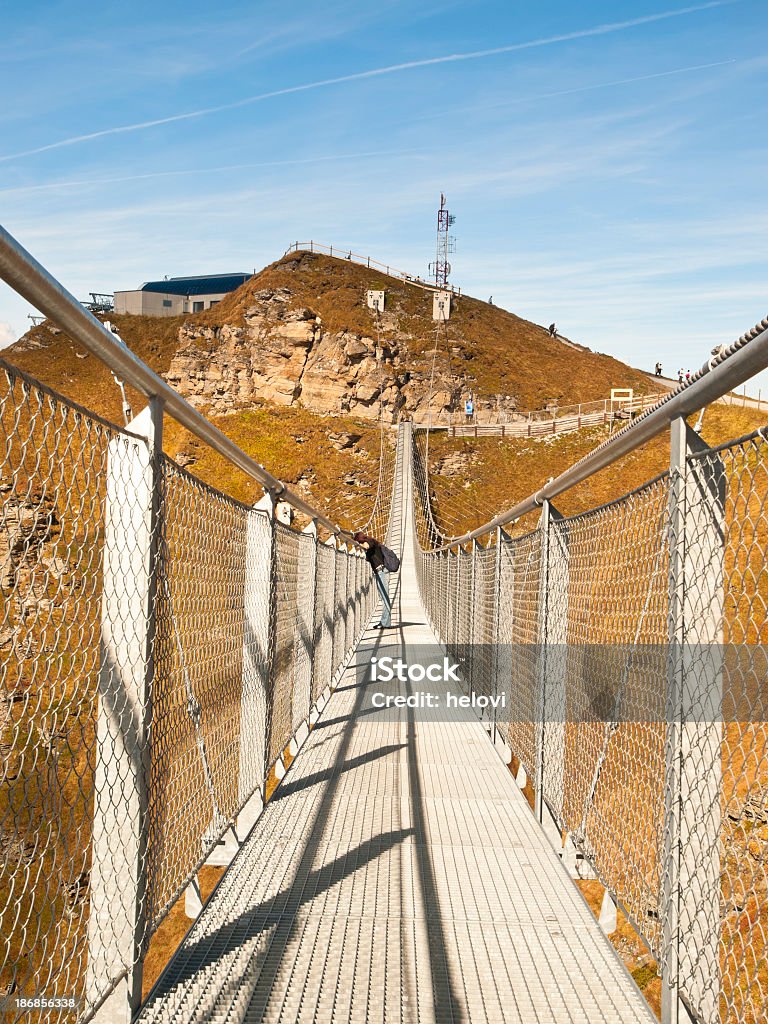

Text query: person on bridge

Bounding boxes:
[353,531,392,629]
[464,397,475,423]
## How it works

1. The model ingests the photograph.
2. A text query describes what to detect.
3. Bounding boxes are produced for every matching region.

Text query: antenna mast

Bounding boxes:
[429,192,455,289]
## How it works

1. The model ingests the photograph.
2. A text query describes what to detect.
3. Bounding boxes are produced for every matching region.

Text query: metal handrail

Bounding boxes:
[0,223,353,541]
[283,240,462,296]
[428,314,768,551]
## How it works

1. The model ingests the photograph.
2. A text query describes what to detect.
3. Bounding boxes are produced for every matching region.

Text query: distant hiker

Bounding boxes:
[678,368,685,383]
[655,362,663,377]
[548,323,557,338]
[488,296,493,305]
[465,397,475,423]
[685,370,692,382]
[353,532,397,629]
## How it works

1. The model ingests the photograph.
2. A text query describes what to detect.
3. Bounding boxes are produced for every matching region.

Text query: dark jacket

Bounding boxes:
[355,533,386,571]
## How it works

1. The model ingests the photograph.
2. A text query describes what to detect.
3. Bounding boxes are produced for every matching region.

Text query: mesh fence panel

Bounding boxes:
[268,523,300,768]
[414,420,768,1022]
[1,360,377,1023]
[1,362,131,1021]
[471,545,497,704]
[147,460,271,931]
[332,548,347,675]
[555,477,670,957]
[291,531,316,735]
[312,543,335,703]
[498,528,543,782]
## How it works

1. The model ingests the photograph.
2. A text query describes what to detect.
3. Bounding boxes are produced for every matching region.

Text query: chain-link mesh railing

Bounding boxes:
[1,362,131,1022]
[496,528,543,783]
[147,459,268,934]
[414,423,768,1024]
[0,358,378,1023]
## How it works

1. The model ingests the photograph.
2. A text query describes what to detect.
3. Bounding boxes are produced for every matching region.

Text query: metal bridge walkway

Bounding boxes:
[138,450,653,1024]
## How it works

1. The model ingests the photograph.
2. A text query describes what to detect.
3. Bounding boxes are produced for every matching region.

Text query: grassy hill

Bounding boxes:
[3,248,660,525]
[189,249,654,410]
[4,316,388,529]
[420,403,768,539]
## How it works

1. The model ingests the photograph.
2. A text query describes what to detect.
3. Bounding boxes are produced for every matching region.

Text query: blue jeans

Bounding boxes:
[374,568,391,626]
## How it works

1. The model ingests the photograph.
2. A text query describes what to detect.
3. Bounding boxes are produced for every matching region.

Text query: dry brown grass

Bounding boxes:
[5,317,392,531]
[422,403,768,540]
[577,880,662,1019]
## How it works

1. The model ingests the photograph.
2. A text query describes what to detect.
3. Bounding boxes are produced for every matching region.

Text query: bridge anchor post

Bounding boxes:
[229,491,276,847]
[535,500,568,830]
[290,519,318,755]
[86,399,163,1023]
[662,417,724,1024]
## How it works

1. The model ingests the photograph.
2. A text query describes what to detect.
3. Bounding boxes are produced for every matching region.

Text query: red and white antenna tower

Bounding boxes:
[429,192,455,288]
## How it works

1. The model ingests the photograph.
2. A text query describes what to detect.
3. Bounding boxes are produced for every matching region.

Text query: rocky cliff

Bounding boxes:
[166,283,480,422]
[159,249,651,423]
[5,248,655,433]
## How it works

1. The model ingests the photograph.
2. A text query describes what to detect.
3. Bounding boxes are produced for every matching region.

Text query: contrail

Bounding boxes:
[439,59,738,118]
[0,0,736,164]
[0,148,426,195]
[3,60,735,196]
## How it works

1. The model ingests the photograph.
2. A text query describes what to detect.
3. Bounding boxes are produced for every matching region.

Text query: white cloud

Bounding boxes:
[0,321,18,349]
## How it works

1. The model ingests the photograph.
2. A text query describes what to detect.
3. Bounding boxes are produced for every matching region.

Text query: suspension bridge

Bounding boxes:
[1,223,768,1024]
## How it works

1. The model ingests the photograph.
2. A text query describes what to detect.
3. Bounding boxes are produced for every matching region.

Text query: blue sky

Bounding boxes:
[1,0,766,392]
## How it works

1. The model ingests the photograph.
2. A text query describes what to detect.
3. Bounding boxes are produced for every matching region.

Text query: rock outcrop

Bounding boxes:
[166,285,517,423]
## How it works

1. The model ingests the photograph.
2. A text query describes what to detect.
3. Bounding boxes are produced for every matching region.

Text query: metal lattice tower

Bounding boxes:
[429,192,455,289]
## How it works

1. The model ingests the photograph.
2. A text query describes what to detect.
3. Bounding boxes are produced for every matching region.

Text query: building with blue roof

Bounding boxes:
[114,272,252,317]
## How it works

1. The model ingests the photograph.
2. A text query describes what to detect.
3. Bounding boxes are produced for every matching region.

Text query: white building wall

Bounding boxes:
[113,291,227,317]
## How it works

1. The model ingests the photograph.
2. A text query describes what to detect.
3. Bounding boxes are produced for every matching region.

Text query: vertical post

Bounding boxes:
[256,491,279,790]
[468,539,478,694]
[88,398,162,1023]
[534,500,568,831]
[662,417,724,1024]
[291,519,317,753]
[534,500,550,824]
[239,491,274,824]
